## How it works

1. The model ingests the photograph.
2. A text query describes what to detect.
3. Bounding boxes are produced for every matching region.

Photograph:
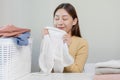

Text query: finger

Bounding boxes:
[63,34,69,38]
[63,36,68,40]
[63,39,67,43]
[43,29,49,35]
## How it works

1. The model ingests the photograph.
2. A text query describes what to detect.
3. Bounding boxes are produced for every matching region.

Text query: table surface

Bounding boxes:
[17,72,94,80]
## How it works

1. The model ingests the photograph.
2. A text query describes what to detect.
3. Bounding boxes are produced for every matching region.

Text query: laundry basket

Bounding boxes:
[0,38,32,80]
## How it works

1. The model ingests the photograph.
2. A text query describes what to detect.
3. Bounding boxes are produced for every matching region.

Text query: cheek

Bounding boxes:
[65,22,73,32]
[53,21,57,27]
[65,21,73,28]
[65,19,73,25]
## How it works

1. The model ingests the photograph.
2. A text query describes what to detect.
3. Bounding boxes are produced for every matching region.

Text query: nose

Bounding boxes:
[58,19,64,25]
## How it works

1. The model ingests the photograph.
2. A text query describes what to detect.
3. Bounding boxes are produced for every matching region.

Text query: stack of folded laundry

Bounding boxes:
[0,24,31,46]
[94,60,120,80]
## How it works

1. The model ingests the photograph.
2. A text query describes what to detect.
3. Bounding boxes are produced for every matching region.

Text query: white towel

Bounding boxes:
[39,27,74,73]
[95,67,120,75]
[95,60,120,69]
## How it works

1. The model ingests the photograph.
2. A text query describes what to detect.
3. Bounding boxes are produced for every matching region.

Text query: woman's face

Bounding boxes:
[54,9,77,34]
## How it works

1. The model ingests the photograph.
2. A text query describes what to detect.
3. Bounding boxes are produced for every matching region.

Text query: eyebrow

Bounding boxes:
[55,15,68,17]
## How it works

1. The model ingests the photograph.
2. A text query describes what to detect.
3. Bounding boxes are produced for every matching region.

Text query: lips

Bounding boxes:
[57,27,65,30]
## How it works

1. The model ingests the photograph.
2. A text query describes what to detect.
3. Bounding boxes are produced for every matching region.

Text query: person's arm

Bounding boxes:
[65,40,88,72]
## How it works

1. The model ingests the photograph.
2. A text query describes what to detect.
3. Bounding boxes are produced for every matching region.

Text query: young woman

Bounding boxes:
[44,3,88,73]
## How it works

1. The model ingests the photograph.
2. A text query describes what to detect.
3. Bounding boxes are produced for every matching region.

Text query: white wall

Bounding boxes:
[0,0,120,72]
[79,0,120,63]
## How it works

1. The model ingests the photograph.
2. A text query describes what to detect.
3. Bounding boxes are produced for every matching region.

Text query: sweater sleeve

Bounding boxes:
[64,39,88,73]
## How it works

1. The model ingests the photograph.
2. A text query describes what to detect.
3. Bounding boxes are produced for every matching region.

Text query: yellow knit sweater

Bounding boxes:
[64,36,88,73]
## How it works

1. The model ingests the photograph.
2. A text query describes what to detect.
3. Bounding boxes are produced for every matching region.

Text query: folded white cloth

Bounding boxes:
[95,60,120,69]
[95,68,120,75]
[39,27,74,73]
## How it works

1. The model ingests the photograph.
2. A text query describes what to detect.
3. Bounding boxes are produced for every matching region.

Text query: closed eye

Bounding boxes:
[63,18,68,21]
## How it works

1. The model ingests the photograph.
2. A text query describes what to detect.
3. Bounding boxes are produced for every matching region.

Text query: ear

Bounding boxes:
[73,18,77,25]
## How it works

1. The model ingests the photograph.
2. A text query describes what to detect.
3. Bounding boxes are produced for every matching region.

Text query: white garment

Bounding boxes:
[95,60,120,69]
[39,27,74,73]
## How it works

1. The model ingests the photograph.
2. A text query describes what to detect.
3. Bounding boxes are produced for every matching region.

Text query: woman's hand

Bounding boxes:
[43,29,49,35]
[63,34,72,46]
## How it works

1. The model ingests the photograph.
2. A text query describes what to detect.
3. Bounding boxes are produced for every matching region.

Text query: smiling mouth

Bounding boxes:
[57,27,65,30]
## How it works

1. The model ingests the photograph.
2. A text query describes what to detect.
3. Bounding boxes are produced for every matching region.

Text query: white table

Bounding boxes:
[17,72,94,80]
